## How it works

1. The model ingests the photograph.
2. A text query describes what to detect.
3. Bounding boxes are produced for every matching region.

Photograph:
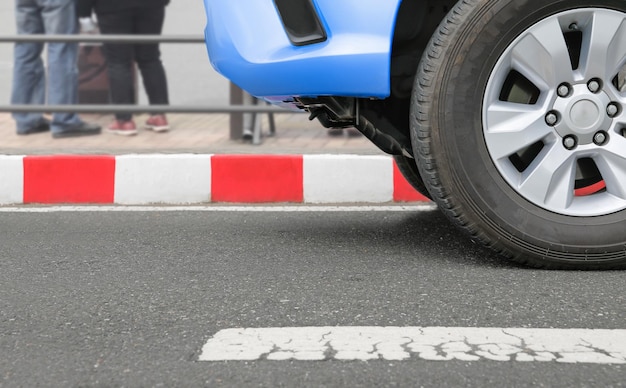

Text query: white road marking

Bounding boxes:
[0,205,436,213]
[199,327,626,364]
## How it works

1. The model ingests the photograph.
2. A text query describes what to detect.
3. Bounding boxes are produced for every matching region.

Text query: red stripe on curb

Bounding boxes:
[23,155,116,204]
[392,161,430,202]
[211,155,304,203]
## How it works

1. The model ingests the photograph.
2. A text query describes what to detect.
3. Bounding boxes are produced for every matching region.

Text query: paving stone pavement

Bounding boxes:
[0,112,384,156]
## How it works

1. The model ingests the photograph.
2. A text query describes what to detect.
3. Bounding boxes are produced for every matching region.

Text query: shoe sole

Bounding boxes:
[145,125,170,132]
[18,130,49,136]
[106,128,138,136]
[52,130,101,139]
[18,128,50,136]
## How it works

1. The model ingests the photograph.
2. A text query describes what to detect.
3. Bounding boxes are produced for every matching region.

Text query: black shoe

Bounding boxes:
[52,122,101,139]
[17,121,50,135]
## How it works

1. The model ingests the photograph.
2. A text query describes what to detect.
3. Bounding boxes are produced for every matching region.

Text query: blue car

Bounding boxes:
[203,0,626,270]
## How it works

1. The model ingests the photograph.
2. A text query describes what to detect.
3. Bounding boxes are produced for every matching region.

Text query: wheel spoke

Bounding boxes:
[518,144,577,208]
[511,18,574,89]
[485,102,552,160]
[579,11,626,81]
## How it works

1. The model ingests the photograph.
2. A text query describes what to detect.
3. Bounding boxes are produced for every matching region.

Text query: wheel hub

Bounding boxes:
[552,84,613,145]
[570,100,599,129]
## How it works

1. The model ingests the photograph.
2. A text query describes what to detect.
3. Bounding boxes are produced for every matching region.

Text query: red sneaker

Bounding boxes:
[107,120,138,136]
[145,115,170,132]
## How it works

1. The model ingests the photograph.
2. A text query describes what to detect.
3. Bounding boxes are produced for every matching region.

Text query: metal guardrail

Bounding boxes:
[3,104,289,114]
[0,34,205,44]
[0,34,297,140]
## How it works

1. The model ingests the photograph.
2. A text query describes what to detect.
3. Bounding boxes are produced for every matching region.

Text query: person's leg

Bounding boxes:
[132,6,169,106]
[132,6,170,131]
[98,11,136,122]
[11,0,48,133]
[40,0,87,132]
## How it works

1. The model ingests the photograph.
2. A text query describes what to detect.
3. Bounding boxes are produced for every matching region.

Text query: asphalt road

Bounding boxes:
[0,207,624,387]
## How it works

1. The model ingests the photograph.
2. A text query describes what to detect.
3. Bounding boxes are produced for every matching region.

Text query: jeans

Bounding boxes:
[98,6,170,121]
[12,0,83,134]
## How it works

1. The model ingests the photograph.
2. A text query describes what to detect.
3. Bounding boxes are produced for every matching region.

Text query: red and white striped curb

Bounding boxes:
[0,154,429,205]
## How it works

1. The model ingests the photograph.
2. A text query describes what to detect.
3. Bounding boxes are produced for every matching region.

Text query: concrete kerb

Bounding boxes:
[0,113,429,205]
[1,153,429,205]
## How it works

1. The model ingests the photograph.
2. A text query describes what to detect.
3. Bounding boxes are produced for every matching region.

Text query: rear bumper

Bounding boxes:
[203,0,401,100]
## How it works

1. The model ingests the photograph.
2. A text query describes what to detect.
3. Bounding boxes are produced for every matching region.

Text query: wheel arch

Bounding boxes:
[352,0,458,156]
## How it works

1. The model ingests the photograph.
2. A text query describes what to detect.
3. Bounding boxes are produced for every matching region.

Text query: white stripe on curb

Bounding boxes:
[304,155,393,204]
[199,327,626,364]
[115,154,213,205]
[0,155,24,205]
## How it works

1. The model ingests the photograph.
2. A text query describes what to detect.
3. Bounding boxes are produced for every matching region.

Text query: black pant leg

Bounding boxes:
[132,6,169,106]
[97,11,135,121]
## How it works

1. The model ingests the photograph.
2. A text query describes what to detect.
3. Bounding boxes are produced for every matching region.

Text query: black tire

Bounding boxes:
[393,155,432,200]
[411,0,626,269]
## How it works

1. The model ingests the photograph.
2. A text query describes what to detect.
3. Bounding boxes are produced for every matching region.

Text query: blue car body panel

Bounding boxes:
[203,0,403,102]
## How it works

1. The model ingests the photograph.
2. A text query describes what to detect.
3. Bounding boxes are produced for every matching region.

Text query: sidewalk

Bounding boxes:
[0,112,384,156]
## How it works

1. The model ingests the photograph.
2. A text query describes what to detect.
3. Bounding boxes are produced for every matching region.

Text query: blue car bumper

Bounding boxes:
[203,0,402,102]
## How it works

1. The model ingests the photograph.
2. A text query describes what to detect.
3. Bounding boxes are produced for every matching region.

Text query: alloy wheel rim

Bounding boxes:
[483,8,626,216]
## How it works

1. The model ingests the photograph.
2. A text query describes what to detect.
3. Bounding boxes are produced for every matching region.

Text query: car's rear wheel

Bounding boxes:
[411,0,626,269]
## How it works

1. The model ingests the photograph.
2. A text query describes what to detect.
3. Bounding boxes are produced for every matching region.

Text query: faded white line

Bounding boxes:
[0,205,436,213]
[199,327,626,364]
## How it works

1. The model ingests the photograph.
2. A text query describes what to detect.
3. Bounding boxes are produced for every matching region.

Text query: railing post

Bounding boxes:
[229,82,243,140]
